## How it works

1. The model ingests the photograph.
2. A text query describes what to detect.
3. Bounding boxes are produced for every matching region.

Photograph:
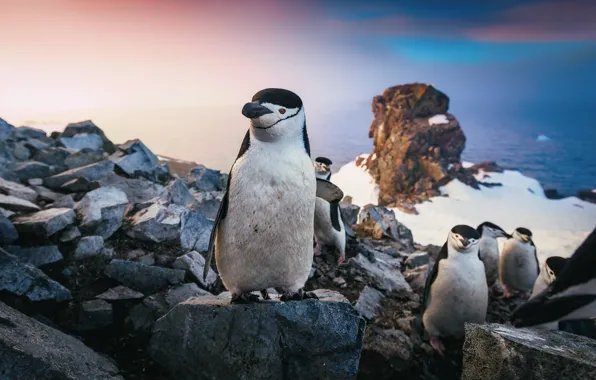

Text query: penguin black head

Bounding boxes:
[476,221,510,239]
[544,256,569,282]
[513,227,533,243]
[315,157,333,166]
[242,88,305,140]
[448,224,480,252]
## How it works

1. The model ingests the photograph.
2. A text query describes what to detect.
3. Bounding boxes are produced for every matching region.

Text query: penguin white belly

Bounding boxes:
[500,240,538,293]
[215,144,316,295]
[314,198,345,249]
[423,254,488,338]
[479,237,499,286]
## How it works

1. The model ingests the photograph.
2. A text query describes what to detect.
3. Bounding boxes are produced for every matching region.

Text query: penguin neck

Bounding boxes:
[447,244,478,260]
[250,121,305,148]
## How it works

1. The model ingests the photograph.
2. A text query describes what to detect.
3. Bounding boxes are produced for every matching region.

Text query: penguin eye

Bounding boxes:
[279,108,286,114]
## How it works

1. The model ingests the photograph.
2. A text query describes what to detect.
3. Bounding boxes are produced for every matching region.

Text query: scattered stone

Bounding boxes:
[356,204,414,246]
[64,149,105,171]
[467,160,505,175]
[98,173,166,203]
[43,160,114,189]
[405,251,430,269]
[96,285,145,302]
[192,198,221,220]
[126,293,169,332]
[78,299,113,331]
[350,253,412,295]
[11,208,75,238]
[0,213,18,245]
[165,178,196,206]
[52,194,76,209]
[32,147,70,167]
[60,177,101,193]
[76,186,129,239]
[462,323,596,380]
[104,259,185,294]
[27,178,43,186]
[0,301,123,379]
[359,326,414,378]
[0,177,38,202]
[126,203,186,243]
[16,126,47,139]
[5,245,64,267]
[340,202,360,227]
[577,189,596,204]
[73,236,105,260]
[0,207,15,218]
[138,253,155,266]
[112,139,165,181]
[355,285,386,320]
[164,283,212,307]
[187,164,224,191]
[61,120,117,154]
[125,249,147,260]
[173,251,217,288]
[180,211,213,252]
[10,161,53,181]
[59,133,104,152]
[0,248,72,302]
[59,226,82,243]
[31,185,62,202]
[0,117,14,141]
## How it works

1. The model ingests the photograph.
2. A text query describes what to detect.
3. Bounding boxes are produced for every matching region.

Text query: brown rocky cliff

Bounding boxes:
[364,83,478,213]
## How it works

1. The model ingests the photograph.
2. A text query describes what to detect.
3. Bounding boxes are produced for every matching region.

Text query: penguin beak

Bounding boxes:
[242,102,273,119]
[461,237,469,247]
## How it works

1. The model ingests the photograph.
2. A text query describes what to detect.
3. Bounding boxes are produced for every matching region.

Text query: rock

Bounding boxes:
[43,160,114,189]
[0,167,19,182]
[405,251,429,269]
[78,299,113,331]
[355,285,386,320]
[0,193,40,212]
[74,236,105,260]
[32,185,63,202]
[0,301,123,379]
[96,285,145,302]
[462,323,596,380]
[340,202,360,227]
[173,251,217,289]
[355,204,414,246]
[350,253,412,295]
[126,293,169,332]
[165,178,196,206]
[149,291,366,380]
[15,126,47,139]
[60,177,101,193]
[76,187,129,239]
[10,161,53,181]
[164,282,212,307]
[577,189,596,204]
[112,139,166,181]
[4,245,64,267]
[104,259,185,294]
[61,120,116,154]
[12,208,75,238]
[359,326,414,379]
[544,188,565,200]
[32,147,70,167]
[180,211,213,252]
[0,214,18,244]
[98,173,166,203]
[0,207,15,218]
[64,148,105,169]
[187,164,225,191]
[0,247,72,302]
[0,117,14,141]
[0,177,38,202]
[192,198,221,220]
[59,226,82,242]
[467,160,504,174]
[28,178,43,186]
[52,194,76,209]
[126,203,186,243]
[59,133,104,152]
[138,253,155,265]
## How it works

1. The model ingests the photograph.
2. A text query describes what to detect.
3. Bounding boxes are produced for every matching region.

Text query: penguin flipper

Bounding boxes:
[316,178,344,203]
[421,242,448,312]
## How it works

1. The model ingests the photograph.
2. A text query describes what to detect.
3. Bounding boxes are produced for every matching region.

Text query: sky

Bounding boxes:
[1,0,595,123]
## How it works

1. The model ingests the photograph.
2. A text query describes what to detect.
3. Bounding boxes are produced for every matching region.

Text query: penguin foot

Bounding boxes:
[280,288,319,302]
[337,253,346,265]
[314,243,322,257]
[430,336,446,357]
[260,289,271,300]
[231,293,260,304]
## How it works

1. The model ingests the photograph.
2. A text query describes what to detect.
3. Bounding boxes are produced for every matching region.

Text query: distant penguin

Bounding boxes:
[476,222,510,288]
[202,88,344,303]
[530,256,569,330]
[313,157,346,264]
[513,227,596,328]
[422,225,488,356]
[499,227,539,298]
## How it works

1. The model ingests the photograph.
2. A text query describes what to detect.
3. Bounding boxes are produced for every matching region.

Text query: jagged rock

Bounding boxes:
[10,161,53,181]
[462,323,596,380]
[104,259,185,294]
[73,236,105,260]
[13,141,31,160]
[32,146,70,167]
[76,187,129,239]
[359,326,414,379]
[0,194,40,212]
[15,126,47,139]
[0,177,38,202]
[31,185,62,202]
[60,177,101,193]
[355,285,386,320]
[96,285,145,302]
[5,245,64,267]
[173,251,216,289]
[52,194,76,209]
[0,214,18,244]
[78,299,113,331]
[12,208,75,238]
[138,253,155,265]
[0,301,123,379]
[127,203,186,243]
[64,148,105,169]
[61,120,116,154]
[165,178,196,206]
[467,161,504,175]
[187,164,225,192]
[98,173,166,203]
[180,211,213,252]
[164,282,211,307]
[0,248,72,302]
[340,202,360,227]
[350,253,412,295]
[0,167,19,182]
[59,133,104,152]
[355,204,414,246]
[149,290,366,380]
[0,207,15,218]
[577,189,596,204]
[0,117,14,141]
[43,160,114,189]
[405,251,429,269]
[28,178,43,186]
[59,226,81,243]
[112,139,167,181]
[192,198,220,220]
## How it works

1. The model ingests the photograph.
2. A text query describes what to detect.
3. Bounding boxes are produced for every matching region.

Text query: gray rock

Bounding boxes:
[340,202,360,227]
[350,253,412,295]
[149,292,366,380]
[13,141,32,160]
[405,251,430,269]
[64,148,105,169]
[359,326,414,378]
[12,208,75,238]
[355,286,386,320]
[96,285,144,302]
[15,126,47,139]
[59,133,104,152]
[112,139,164,181]
[0,166,19,182]
[61,120,116,154]
[0,177,38,202]
[0,247,72,302]
[59,226,82,243]
[187,164,224,191]
[60,177,101,193]
[192,198,221,220]
[98,173,166,203]
[10,161,53,181]
[78,299,113,331]
[5,245,64,267]
[0,194,40,212]
[462,323,596,380]
[164,283,212,307]
[357,204,414,246]
[126,293,169,332]
[0,207,15,218]
[0,117,14,141]
[165,178,196,206]
[180,211,213,252]
[32,185,63,202]
[126,203,186,243]
[0,301,123,379]
[32,146,71,167]
[74,236,105,260]
[125,249,147,260]
[52,194,76,209]
[43,160,114,189]
[173,251,217,288]
[28,178,43,186]
[138,253,155,266]
[0,213,19,245]
[76,187,129,239]
[104,259,185,294]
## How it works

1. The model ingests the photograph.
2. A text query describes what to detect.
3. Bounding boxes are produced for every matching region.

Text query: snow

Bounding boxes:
[536,134,551,142]
[157,156,170,162]
[428,114,449,125]
[333,158,596,261]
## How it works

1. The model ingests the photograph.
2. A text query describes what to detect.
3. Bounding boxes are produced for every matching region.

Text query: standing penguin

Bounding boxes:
[513,227,596,328]
[499,227,539,298]
[529,255,569,330]
[422,225,488,356]
[202,88,343,304]
[313,157,346,264]
[476,221,510,289]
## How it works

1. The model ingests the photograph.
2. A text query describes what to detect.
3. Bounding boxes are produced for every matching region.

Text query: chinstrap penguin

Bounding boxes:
[202,88,343,304]
[529,255,568,330]
[499,227,539,298]
[313,156,346,264]
[513,227,596,328]
[476,221,510,289]
[422,225,488,356]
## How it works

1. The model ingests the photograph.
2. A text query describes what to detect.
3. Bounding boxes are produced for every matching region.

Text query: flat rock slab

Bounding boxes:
[5,245,64,267]
[0,213,18,245]
[0,301,123,379]
[76,186,129,239]
[96,285,145,302]
[0,193,40,212]
[462,323,596,380]
[43,160,114,189]
[149,290,366,380]
[0,177,38,202]
[104,259,185,295]
[12,208,75,238]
